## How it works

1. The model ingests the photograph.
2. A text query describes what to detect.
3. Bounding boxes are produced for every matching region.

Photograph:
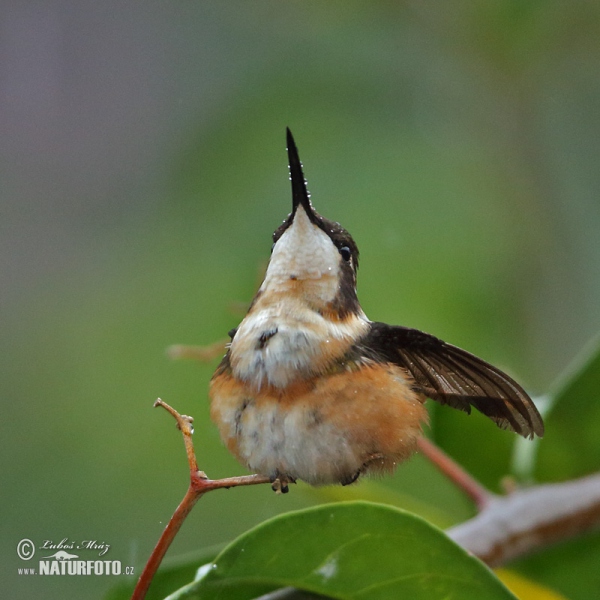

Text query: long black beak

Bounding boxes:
[286,128,315,218]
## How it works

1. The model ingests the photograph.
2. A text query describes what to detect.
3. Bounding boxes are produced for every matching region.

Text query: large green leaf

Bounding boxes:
[506,334,600,600]
[535,334,600,481]
[168,502,516,600]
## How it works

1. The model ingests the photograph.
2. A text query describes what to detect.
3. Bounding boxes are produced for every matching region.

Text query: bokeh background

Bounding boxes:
[2,2,600,599]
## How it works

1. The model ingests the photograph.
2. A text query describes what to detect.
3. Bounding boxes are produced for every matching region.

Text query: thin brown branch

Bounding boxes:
[131,399,270,600]
[192,473,272,492]
[447,471,600,566]
[417,437,494,510]
[166,340,228,363]
[131,487,202,600]
[153,399,199,473]
[416,438,600,565]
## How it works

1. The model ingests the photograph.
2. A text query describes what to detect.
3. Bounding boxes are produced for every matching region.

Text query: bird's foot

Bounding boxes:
[270,472,296,494]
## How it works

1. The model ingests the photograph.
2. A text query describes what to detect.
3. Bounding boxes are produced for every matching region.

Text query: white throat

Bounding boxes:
[261,205,340,302]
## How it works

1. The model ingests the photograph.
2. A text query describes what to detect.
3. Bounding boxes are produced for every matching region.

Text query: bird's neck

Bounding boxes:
[228,294,369,390]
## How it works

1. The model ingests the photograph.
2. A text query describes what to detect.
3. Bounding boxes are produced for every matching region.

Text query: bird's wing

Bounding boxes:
[360,322,544,439]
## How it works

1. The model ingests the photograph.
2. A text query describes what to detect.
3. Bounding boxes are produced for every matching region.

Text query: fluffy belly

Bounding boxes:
[210,363,428,486]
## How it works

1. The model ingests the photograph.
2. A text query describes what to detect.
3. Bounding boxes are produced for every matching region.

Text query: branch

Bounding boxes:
[417,437,494,510]
[447,471,600,566]
[166,340,228,362]
[131,399,271,600]
[417,438,600,566]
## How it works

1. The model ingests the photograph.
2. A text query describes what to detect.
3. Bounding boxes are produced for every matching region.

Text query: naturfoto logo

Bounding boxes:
[17,538,134,577]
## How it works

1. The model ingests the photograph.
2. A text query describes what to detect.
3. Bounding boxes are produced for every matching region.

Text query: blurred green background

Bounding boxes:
[2,2,600,599]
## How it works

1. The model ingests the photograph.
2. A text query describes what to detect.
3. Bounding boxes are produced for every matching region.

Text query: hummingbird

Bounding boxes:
[209,129,544,493]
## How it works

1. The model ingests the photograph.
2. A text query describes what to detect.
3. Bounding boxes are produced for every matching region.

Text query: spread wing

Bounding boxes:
[361,322,544,439]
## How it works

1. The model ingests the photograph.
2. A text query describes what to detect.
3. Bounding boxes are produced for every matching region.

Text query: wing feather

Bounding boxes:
[359,322,544,438]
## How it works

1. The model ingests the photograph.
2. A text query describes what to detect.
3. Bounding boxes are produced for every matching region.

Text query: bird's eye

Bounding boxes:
[340,246,352,261]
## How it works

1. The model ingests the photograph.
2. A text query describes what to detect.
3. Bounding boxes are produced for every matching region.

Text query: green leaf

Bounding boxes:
[104,547,221,600]
[168,502,516,600]
[536,333,600,481]
[513,335,600,600]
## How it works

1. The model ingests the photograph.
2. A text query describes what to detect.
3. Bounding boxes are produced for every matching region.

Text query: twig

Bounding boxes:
[166,340,228,363]
[130,399,271,600]
[417,437,494,510]
[447,471,600,566]
[416,438,600,565]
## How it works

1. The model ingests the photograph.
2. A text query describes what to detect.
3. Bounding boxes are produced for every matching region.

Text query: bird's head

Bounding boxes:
[258,129,361,320]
